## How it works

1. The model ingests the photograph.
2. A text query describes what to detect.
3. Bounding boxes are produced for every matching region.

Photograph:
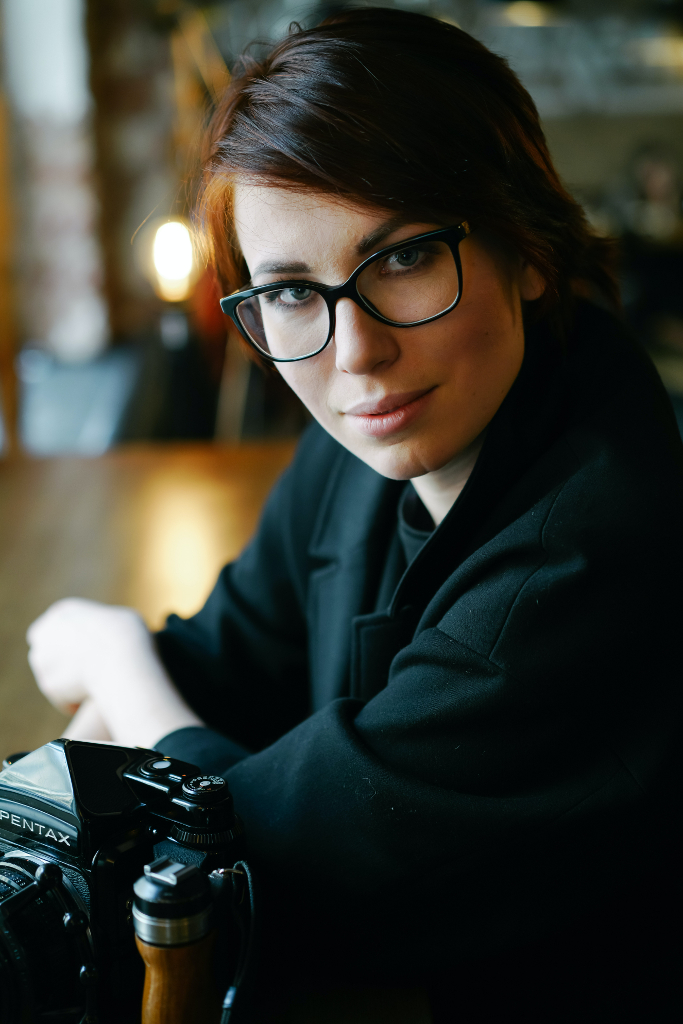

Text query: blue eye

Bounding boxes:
[262,286,313,307]
[392,249,420,268]
[282,287,312,302]
[380,247,431,274]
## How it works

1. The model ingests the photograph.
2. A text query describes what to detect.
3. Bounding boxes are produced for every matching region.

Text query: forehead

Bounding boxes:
[233,180,393,258]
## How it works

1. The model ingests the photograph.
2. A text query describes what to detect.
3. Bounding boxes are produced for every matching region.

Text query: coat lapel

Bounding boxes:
[306,447,402,709]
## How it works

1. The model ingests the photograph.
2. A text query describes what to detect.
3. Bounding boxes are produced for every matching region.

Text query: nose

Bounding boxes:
[332,297,400,375]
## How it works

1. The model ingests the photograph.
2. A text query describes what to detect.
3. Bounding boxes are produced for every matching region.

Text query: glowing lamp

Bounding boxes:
[152,220,195,302]
[504,3,551,27]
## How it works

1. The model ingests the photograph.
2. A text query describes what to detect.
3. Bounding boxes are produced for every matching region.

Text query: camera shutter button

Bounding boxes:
[140,757,174,776]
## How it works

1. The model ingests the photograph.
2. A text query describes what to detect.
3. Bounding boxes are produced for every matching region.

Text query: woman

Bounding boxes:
[26,9,683,1020]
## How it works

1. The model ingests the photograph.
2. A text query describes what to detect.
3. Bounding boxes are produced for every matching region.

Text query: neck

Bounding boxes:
[411,433,484,526]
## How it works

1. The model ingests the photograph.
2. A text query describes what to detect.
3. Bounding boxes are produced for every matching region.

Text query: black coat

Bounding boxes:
[157,302,683,1018]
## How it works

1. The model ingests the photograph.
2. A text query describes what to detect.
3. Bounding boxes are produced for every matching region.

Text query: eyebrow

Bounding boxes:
[356,216,412,255]
[249,258,309,281]
[248,216,413,283]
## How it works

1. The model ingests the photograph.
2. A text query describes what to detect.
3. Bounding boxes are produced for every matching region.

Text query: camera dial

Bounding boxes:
[182,776,227,804]
[166,776,243,849]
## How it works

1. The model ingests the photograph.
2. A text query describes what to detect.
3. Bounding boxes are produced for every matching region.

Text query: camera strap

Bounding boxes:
[221,859,257,1024]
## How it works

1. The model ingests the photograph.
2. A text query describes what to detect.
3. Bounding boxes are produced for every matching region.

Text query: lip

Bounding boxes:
[343,387,435,438]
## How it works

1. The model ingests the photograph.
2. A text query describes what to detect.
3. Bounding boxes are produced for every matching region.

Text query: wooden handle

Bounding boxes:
[136,931,222,1024]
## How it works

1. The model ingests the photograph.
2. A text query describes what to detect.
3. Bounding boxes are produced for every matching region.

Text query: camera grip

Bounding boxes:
[135,931,222,1024]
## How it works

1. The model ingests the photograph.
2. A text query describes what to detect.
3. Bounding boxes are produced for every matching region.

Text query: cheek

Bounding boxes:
[432,265,523,373]
[277,359,334,424]
[422,301,521,381]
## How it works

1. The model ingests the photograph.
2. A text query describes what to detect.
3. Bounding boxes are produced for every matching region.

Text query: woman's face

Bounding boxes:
[233,183,544,481]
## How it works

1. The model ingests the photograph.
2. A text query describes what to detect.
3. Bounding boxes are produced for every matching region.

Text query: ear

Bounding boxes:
[519,261,546,302]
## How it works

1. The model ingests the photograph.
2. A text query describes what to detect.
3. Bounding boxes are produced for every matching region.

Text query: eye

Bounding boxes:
[261,285,313,306]
[282,286,312,302]
[378,246,435,276]
[389,248,421,269]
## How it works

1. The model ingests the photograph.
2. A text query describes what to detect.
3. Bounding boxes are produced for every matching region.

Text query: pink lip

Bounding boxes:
[343,387,435,438]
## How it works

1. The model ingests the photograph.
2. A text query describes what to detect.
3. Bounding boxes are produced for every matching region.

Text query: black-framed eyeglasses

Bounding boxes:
[219,223,471,362]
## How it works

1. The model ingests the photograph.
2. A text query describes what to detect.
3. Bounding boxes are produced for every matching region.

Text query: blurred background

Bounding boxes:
[3,0,683,750]
[4,0,683,456]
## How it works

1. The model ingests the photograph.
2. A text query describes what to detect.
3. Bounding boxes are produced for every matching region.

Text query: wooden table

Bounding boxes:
[0,441,295,758]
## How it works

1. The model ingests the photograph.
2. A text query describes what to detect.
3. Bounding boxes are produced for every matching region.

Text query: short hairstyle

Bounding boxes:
[197,7,618,328]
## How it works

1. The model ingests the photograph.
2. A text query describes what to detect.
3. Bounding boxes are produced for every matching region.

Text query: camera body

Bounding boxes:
[0,739,243,1024]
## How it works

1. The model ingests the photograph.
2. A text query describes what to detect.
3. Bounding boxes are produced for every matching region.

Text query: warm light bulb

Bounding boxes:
[152,221,194,302]
[504,2,550,27]
[639,36,683,69]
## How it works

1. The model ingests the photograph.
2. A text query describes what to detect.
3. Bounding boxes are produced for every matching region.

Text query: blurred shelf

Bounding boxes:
[18,347,142,455]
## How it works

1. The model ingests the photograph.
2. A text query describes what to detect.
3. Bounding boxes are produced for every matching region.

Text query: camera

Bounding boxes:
[0,738,244,1023]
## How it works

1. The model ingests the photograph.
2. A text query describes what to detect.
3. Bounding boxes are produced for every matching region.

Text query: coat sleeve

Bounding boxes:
[154,424,338,754]
[216,454,682,978]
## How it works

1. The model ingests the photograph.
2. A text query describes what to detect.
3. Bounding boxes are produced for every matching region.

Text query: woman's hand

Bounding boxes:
[27,599,150,715]
[27,598,204,748]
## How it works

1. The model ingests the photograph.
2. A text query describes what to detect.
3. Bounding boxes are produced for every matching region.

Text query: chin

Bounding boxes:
[353,441,431,482]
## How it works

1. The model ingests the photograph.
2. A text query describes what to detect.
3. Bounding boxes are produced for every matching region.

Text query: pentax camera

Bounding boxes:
[0,738,245,1023]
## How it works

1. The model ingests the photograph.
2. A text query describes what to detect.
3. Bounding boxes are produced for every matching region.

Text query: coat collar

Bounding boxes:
[386,300,630,617]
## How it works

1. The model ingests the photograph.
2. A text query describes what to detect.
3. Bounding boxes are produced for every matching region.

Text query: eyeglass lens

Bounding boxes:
[236,239,460,359]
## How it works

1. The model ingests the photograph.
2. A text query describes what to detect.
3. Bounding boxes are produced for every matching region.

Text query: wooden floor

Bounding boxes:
[0,441,295,758]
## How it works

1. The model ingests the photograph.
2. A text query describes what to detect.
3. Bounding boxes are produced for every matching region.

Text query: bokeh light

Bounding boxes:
[152,220,194,302]
[504,2,552,28]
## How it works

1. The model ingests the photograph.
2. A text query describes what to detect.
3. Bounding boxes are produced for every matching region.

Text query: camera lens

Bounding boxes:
[0,857,87,1022]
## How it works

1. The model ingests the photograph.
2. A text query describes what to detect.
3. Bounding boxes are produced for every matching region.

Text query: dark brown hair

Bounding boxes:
[197,7,618,327]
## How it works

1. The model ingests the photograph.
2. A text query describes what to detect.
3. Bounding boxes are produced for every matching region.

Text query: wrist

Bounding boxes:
[87,646,204,749]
